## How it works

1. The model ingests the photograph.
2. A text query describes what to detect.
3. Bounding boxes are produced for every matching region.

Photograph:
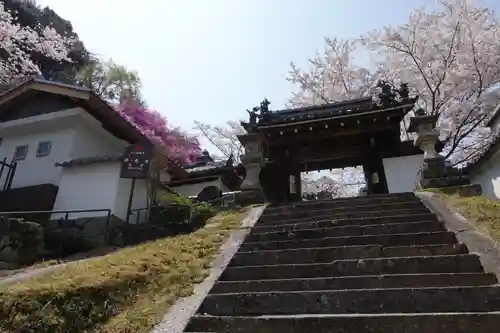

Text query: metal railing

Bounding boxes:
[129,191,242,226]
[128,207,150,225]
[0,209,113,257]
[0,157,17,191]
[129,202,193,223]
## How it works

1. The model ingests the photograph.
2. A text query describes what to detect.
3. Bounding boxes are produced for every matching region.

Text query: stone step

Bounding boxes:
[185,312,500,333]
[246,221,445,243]
[211,272,497,294]
[239,231,457,252]
[256,208,431,226]
[197,286,500,316]
[266,192,416,209]
[251,213,439,233]
[265,194,420,214]
[258,201,426,222]
[229,243,468,267]
[219,254,482,281]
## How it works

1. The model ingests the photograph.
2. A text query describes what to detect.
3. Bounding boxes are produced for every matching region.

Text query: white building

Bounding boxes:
[165,150,243,202]
[0,78,183,223]
[466,104,500,200]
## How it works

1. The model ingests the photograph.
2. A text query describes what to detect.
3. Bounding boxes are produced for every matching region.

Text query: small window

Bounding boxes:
[13,145,29,161]
[36,141,52,157]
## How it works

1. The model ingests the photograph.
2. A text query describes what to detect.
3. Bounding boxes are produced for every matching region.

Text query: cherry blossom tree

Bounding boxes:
[302,166,366,199]
[288,0,500,165]
[77,57,202,166]
[116,101,201,210]
[288,38,375,106]
[3,0,88,82]
[117,100,201,166]
[302,174,341,200]
[193,120,245,161]
[0,1,75,84]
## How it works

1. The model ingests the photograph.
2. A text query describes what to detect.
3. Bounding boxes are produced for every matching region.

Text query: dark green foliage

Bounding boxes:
[190,203,217,229]
[153,192,216,233]
[151,202,215,234]
[0,217,44,265]
[150,203,191,232]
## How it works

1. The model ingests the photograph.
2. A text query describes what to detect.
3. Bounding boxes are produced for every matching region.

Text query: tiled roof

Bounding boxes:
[462,132,500,174]
[55,155,123,167]
[56,154,228,176]
[56,154,189,179]
[185,160,227,174]
[257,97,416,126]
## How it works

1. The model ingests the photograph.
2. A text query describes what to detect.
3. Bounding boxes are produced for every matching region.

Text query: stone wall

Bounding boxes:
[43,215,126,254]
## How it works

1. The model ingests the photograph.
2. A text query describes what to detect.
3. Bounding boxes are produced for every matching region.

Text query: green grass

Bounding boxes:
[437,192,500,242]
[0,208,248,333]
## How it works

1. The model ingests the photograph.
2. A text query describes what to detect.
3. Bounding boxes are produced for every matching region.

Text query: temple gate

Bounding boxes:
[238,82,422,204]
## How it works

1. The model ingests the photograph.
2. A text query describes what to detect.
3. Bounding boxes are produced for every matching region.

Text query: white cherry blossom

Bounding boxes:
[0,2,75,84]
[288,0,500,164]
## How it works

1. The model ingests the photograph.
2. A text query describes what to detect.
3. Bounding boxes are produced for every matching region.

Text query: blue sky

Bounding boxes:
[37,0,499,150]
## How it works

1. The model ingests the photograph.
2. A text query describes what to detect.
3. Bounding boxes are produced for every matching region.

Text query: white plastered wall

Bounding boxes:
[52,161,149,222]
[382,154,424,193]
[469,151,500,200]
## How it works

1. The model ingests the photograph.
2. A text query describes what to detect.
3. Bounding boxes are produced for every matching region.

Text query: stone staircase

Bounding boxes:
[184,192,500,332]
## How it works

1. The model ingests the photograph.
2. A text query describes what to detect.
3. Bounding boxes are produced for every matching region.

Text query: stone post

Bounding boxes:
[408,113,480,194]
[235,133,267,204]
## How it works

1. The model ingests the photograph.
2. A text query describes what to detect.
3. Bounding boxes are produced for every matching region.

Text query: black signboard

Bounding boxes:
[120,145,152,179]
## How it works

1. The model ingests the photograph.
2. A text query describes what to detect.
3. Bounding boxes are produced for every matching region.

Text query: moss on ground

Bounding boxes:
[436,192,500,242]
[0,209,247,333]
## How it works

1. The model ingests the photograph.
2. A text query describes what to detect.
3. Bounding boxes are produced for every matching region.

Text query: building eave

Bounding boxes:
[166,166,241,190]
[0,78,152,147]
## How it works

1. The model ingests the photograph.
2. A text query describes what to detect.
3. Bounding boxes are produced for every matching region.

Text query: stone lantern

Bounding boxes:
[409,113,441,160]
[408,109,475,191]
[235,132,266,204]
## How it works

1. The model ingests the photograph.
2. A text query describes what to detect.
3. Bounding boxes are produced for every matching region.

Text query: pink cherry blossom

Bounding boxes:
[115,100,201,166]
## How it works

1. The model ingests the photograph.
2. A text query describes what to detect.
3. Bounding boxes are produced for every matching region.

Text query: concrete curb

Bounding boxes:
[0,254,106,287]
[0,263,66,286]
[416,191,500,281]
[150,204,267,333]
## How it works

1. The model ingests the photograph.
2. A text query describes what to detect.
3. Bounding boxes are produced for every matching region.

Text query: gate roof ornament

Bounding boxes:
[240,82,417,132]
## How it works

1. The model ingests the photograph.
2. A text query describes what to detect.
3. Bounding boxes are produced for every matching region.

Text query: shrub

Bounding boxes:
[153,191,216,233]
[0,217,44,265]
[190,203,216,229]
